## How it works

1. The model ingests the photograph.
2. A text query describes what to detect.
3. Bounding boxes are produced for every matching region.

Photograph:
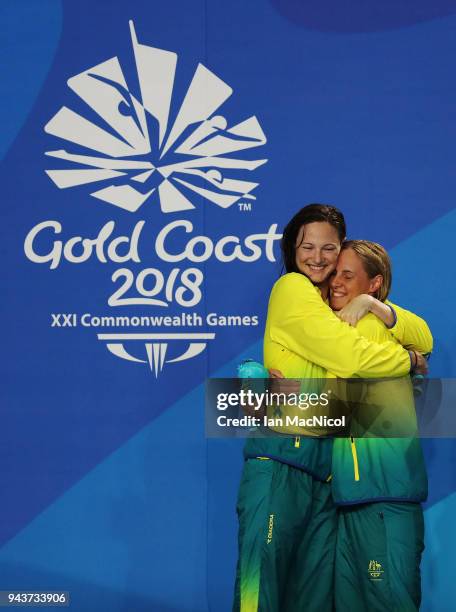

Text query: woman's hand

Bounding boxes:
[335,294,373,326]
[268,369,301,396]
[269,369,284,378]
[410,351,429,376]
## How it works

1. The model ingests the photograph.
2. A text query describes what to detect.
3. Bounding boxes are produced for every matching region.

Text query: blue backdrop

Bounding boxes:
[1,1,455,610]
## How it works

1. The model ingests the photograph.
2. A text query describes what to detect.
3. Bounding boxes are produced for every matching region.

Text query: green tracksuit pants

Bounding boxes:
[233,458,336,612]
[335,502,424,612]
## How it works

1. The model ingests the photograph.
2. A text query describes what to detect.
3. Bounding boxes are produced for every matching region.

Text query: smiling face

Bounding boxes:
[329,247,382,310]
[295,222,341,286]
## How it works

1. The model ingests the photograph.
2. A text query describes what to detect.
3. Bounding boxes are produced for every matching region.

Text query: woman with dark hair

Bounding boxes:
[330,240,431,612]
[233,204,428,612]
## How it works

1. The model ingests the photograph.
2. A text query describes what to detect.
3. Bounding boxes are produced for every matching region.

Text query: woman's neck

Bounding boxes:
[316,281,329,300]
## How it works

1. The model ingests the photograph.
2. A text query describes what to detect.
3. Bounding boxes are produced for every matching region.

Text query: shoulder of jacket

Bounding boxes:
[273,272,314,293]
[356,312,394,342]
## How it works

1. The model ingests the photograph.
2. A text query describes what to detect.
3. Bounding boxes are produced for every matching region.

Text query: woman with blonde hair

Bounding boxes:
[330,239,431,612]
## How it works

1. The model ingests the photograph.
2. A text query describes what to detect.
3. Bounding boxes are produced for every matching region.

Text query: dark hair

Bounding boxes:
[281,204,346,273]
[341,240,392,302]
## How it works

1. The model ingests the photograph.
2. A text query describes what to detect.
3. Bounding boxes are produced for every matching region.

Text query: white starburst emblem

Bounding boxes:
[44,21,268,213]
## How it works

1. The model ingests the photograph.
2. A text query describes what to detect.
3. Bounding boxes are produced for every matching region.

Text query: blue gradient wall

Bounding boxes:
[1,1,455,610]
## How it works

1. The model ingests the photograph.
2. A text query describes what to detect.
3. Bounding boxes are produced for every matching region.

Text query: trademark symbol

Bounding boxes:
[238,202,252,212]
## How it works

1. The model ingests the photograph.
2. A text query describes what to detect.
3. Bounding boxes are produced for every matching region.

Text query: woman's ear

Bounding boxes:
[369,275,383,297]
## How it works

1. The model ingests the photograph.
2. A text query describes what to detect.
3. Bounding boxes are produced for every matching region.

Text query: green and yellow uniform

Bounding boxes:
[233,273,414,612]
[332,311,432,612]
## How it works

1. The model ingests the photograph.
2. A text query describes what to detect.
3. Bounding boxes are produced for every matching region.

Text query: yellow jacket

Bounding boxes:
[264,272,412,378]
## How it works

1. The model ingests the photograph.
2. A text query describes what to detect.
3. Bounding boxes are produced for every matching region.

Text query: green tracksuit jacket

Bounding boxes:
[331,311,433,505]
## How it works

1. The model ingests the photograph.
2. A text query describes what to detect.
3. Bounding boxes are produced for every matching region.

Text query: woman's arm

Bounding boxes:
[386,302,433,354]
[336,294,394,327]
[335,295,433,354]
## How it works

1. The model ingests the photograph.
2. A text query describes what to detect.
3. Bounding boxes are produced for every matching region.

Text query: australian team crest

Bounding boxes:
[368,559,384,581]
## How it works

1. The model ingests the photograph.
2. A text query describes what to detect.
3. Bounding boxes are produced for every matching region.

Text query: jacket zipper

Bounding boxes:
[350,436,360,481]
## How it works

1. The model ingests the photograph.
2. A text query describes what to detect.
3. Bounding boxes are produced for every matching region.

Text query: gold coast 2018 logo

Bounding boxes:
[24,21,277,376]
[44,20,267,213]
